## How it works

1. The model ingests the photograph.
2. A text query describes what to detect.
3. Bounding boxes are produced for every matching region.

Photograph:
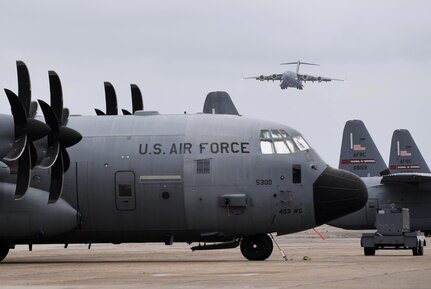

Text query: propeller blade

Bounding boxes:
[130,84,143,113]
[61,108,69,126]
[29,101,38,118]
[29,142,38,168]
[15,144,31,200]
[48,150,64,203]
[37,141,60,169]
[37,99,60,169]
[3,135,27,161]
[4,89,27,161]
[48,71,64,123]
[16,61,31,115]
[5,89,27,127]
[38,100,60,135]
[95,108,105,116]
[122,109,132,115]
[104,82,118,115]
[62,147,70,172]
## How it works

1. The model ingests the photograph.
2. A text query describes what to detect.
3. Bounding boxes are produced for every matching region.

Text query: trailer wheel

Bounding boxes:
[364,247,375,256]
[418,241,424,256]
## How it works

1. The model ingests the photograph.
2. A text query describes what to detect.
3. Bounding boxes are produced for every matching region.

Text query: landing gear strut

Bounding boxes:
[240,234,273,261]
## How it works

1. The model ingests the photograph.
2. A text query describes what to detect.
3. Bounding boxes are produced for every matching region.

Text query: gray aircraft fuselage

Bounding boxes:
[329,177,431,233]
[0,112,366,247]
[280,71,303,90]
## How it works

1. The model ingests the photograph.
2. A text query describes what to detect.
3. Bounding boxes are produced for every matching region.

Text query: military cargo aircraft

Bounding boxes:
[330,120,431,234]
[243,60,343,90]
[0,61,367,262]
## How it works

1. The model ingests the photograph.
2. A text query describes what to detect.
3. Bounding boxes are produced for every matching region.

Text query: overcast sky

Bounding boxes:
[1,0,430,167]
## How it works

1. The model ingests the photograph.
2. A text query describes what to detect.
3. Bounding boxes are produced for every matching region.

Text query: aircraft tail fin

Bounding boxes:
[203,91,239,115]
[339,120,389,177]
[389,129,430,173]
[280,60,319,75]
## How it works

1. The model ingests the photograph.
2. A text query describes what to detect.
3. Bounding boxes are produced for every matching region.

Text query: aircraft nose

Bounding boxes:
[313,167,368,226]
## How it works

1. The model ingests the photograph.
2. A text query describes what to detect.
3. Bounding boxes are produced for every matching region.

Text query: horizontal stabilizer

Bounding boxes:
[339,120,389,177]
[389,129,430,173]
[381,173,431,191]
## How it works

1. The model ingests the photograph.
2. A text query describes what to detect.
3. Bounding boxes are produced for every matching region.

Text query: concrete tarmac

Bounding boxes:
[1,227,431,289]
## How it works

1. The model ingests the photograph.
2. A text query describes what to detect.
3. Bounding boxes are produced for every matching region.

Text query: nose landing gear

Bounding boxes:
[240,234,273,261]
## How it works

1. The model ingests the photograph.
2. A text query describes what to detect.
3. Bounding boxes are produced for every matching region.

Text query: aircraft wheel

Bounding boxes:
[0,245,10,262]
[240,234,273,261]
[364,247,375,256]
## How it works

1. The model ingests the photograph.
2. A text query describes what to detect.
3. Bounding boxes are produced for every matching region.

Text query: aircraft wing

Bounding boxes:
[381,173,431,189]
[242,74,283,81]
[298,74,344,83]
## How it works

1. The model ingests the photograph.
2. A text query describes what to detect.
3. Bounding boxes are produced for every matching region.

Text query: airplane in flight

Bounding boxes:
[329,120,431,237]
[0,61,367,262]
[243,60,343,90]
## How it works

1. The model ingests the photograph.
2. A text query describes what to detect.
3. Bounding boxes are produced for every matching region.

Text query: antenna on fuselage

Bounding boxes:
[280,60,319,75]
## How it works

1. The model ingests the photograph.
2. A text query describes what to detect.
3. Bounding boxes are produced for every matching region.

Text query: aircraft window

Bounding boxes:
[118,184,133,197]
[293,165,302,183]
[286,140,298,153]
[196,159,211,174]
[260,129,307,154]
[260,130,271,139]
[279,130,289,138]
[293,136,311,151]
[271,130,283,139]
[274,141,290,154]
[260,141,275,154]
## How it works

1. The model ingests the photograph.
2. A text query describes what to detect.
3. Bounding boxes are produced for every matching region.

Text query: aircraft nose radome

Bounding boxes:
[313,167,368,226]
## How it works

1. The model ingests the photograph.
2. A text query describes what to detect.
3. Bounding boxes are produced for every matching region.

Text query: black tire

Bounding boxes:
[364,247,375,256]
[418,241,424,256]
[0,245,10,262]
[412,246,419,256]
[240,234,273,261]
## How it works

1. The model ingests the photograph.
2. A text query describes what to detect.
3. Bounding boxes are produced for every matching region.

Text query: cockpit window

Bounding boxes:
[260,130,271,139]
[271,130,283,139]
[260,130,311,154]
[274,141,290,154]
[260,140,275,154]
[293,136,311,151]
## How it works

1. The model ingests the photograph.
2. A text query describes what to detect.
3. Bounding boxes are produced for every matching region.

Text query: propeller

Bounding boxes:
[95,82,118,115]
[38,71,82,203]
[3,61,51,199]
[122,84,144,115]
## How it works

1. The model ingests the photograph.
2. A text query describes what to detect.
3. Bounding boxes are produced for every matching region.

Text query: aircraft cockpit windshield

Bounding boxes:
[260,129,311,154]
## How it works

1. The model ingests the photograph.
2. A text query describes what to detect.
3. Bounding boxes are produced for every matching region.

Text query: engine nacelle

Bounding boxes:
[272,74,277,80]
[301,74,308,81]
[0,183,79,240]
[259,75,265,81]
[317,76,322,82]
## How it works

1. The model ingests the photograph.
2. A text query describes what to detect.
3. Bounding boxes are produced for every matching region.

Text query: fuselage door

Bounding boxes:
[115,171,136,211]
